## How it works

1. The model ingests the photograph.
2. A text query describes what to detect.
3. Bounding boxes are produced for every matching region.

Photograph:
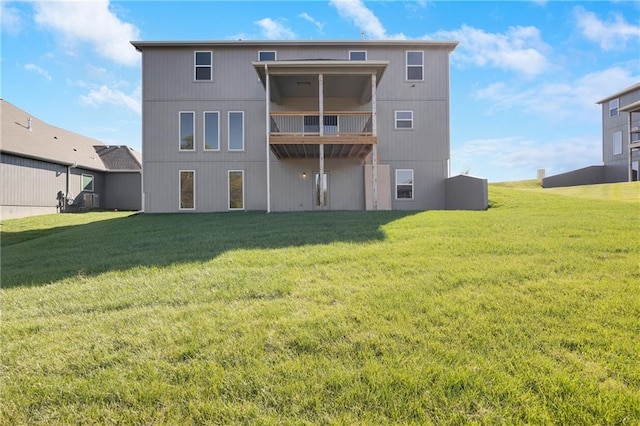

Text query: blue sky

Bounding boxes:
[2,0,639,182]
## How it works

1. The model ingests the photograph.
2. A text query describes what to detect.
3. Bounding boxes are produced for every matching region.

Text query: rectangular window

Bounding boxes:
[228,111,244,151]
[609,98,619,117]
[349,50,367,60]
[228,170,244,210]
[180,170,195,210]
[395,111,413,129]
[179,111,195,151]
[82,174,94,192]
[194,51,212,81]
[396,169,414,200]
[204,111,220,150]
[613,131,622,155]
[258,51,276,61]
[406,51,424,81]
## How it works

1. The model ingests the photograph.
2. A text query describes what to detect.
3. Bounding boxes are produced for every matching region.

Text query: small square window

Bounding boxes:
[349,50,367,60]
[395,110,413,129]
[609,98,619,117]
[194,51,212,81]
[258,51,276,61]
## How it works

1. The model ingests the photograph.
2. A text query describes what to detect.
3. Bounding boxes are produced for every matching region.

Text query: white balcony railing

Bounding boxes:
[270,111,373,137]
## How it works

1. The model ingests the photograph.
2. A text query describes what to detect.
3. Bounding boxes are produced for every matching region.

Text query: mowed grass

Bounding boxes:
[1,183,639,424]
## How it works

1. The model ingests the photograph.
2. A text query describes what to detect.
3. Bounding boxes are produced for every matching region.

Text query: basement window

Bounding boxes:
[396,169,414,200]
[228,170,245,210]
[194,51,212,81]
[180,170,195,210]
[82,174,94,192]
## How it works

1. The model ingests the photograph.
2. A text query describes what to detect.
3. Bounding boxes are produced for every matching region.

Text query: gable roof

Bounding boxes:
[596,82,640,104]
[95,145,142,171]
[1,99,141,172]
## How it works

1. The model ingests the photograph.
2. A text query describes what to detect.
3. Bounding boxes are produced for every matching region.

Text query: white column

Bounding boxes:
[265,65,271,213]
[371,73,378,210]
[319,74,325,205]
[629,111,633,182]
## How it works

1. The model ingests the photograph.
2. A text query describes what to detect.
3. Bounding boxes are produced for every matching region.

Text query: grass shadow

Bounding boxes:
[1,211,416,288]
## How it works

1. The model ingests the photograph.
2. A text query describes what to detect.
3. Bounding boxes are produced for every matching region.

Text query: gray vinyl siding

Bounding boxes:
[104,172,142,211]
[602,88,640,165]
[140,42,454,212]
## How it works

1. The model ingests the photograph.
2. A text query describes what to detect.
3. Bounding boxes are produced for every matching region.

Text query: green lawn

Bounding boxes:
[2,182,639,424]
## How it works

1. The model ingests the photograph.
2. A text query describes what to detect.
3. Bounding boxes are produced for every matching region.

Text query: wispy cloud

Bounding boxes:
[33,0,140,66]
[574,6,640,51]
[80,85,141,116]
[1,3,23,34]
[427,25,550,77]
[474,66,640,119]
[25,63,52,81]
[329,0,406,40]
[299,12,324,33]
[255,17,295,40]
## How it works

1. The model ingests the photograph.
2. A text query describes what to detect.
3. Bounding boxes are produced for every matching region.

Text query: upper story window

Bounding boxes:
[179,111,195,151]
[194,51,212,81]
[349,50,367,60]
[609,98,619,117]
[228,111,244,151]
[204,111,220,151]
[395,110,413,129]
[613,131,622,155]
[258,51,276,61]
[406,51,424,81]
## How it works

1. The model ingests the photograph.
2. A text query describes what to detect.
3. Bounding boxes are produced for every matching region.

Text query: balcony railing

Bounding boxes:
[270,111,373,138]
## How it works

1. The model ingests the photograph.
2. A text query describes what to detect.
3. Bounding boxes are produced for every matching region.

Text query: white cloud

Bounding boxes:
[474,66,640,119]
[427,25,550,77]
[299,12,324,32]
[33,0,140,66]
[574,6,640,51]
[25,63,52,81]
[255,18,295,40]
[452,135,601,181]
[1,3,23,34]
[329,0,406,40]
[80,85,141,116]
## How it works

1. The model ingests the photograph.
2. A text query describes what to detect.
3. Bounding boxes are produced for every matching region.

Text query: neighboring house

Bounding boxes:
[132,40,487,213]
[0,99,142,220]
[543,82,640,187]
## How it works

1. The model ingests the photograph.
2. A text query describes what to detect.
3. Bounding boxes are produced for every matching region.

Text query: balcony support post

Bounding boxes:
[371,72,378,210]
[629,111,633,182]
[265,65,271,213]
[319,73,326,205]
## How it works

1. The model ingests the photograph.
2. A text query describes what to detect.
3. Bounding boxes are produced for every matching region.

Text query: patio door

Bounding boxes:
[313,172,329,210]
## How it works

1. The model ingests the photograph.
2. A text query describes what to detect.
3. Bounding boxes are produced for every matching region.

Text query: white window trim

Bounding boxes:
[395,110,414,130]
[258,50,277,61]
[395,169,414,201]
[179,111,196,151]
[179,170,196,211]
[349,50,367,60]
[203,111,220,151]
[228,111,245,151]
[613,131,623,156]
[82,174,94,192]
[228,170,245,211]
[609,98,619,118]
[194,51,212,81]
[406,50,424,81]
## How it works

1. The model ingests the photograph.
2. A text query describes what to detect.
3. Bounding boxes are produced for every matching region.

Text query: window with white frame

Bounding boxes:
[258,51,276,61]
[406,51,424,81]
[396,169,414,200]
[82,174,94,192]
[613,131,622,155]
[228,111,244,151]
[179,170,195,210]
[228,170,244,210]
[179,112,195,151]
[395,110,413,129]
[609,98,619,117]
[204,112,220,150]
[349,50,367,60]
[194,51,212,81]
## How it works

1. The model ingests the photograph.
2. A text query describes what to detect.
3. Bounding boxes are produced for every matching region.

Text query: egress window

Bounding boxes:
[179,170,195,210]
[194,51,212,81]
[396,169,414,200]
[406,51,424,81]
[228,170,245,210]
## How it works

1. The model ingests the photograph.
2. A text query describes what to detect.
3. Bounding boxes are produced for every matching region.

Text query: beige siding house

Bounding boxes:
[132,40,487,212]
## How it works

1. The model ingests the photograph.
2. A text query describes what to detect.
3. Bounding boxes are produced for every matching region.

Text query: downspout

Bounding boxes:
[265,64,271,213]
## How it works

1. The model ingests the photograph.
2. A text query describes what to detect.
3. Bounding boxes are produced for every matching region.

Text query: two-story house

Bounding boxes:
[131,40,487,213]
[597,83,640,182]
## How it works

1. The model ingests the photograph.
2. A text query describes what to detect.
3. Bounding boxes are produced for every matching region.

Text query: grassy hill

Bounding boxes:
[2,182,639,424]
